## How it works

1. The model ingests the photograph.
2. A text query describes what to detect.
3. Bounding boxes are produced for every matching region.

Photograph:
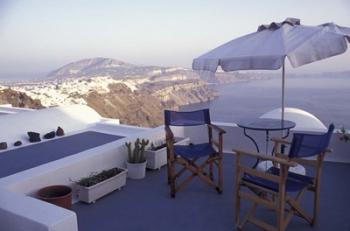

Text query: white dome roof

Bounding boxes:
[260,107,327,132]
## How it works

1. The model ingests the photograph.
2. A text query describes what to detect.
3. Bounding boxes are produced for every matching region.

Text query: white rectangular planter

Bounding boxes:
[145,137,190,170]
[76,168,127,204]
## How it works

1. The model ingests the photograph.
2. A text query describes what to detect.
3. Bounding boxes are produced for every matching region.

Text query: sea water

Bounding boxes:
[181,76,350,129]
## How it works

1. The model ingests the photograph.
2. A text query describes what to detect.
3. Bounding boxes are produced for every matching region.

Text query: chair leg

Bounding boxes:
[238,202,257,230]
[235,184,241,227]
[287,195,312,224]
[217,158,223,193]
[167,156,171,185]
[312,188,320,226]
[209,161,214,181]
[235,157,241,229]
[168,156,224,197]
[277,195,286,231]
[167,171,171,185]
[277,188,286,231]
[312,153,325,226]
[168,160,176,198]
[170,184,176,197]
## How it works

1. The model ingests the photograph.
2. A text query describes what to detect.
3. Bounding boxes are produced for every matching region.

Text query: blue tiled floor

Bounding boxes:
[73,154,350,231]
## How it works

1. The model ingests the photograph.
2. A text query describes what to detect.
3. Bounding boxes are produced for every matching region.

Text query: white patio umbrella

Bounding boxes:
[192,18,350,122]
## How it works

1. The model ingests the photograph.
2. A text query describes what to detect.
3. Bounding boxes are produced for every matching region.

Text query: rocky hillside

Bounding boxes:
[85,80,216,127]
[85,83,165,127]
[141,80,217,108]
[0,88,43,109]
[47,57,195,80]
[1,79,216,127]
[1,57,220,127]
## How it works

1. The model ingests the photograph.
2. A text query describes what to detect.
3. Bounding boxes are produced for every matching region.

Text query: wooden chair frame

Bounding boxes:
[233,138,332,231]
[165,124,226,198]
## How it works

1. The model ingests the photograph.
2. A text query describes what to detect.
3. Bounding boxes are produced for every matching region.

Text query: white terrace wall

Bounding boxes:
[0,188,78,231]
[0,105,102,149]
[0,125,162,231]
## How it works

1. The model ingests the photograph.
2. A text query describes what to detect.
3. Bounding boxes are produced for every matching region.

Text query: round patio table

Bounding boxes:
[237,118,296,168]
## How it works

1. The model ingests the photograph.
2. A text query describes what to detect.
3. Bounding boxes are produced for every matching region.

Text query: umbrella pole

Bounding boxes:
[282,57,285,123]
[281,57,286,136]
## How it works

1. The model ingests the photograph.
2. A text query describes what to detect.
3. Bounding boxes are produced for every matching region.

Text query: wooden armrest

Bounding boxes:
[271,139,332,154]
[291,158,317,166]
[208,124,226,134]
[271,137,291,145]
[233,148,298,167]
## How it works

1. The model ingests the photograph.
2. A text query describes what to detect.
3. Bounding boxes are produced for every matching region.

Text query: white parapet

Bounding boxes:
[0,105,145,231]
[0,188,78,231]
[0,105,102,151]
[0,111,165,231]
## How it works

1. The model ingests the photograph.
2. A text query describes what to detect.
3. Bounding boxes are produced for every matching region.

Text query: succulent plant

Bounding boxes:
[74,168,124,187]
[125,138,150,163]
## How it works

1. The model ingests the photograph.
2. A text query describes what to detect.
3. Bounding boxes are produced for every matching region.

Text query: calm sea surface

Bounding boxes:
[182,76,350,128]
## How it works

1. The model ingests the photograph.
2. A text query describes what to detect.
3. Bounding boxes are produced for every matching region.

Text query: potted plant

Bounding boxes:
[145,137,190,170]
[37,185,72,209]
[74,167,127,204]
[125,138,149,179]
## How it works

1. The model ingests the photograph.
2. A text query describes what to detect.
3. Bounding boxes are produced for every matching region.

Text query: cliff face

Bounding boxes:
[85,80,217,127]
[1,77,217,127]
[85,83,165,127]
[143,80,217,108]
[0,88,43,109]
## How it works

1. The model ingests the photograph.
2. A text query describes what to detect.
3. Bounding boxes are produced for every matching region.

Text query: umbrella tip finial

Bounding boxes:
[258,18,300,32]
[284,18,300,25]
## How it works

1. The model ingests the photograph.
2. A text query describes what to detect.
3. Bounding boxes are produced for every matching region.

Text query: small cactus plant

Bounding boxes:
[125,138,150,163]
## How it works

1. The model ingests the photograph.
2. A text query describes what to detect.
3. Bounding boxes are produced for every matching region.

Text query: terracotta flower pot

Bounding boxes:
[37,185,72,210]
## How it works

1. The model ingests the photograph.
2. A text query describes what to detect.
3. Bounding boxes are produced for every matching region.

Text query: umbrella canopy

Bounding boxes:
[193,18,350,72]
[192,18,350,122]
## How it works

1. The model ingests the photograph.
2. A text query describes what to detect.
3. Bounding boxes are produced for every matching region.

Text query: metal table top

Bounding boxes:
[237,118,296,131]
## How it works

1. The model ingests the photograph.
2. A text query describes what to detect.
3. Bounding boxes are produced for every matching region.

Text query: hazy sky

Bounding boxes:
[0,0,349,77]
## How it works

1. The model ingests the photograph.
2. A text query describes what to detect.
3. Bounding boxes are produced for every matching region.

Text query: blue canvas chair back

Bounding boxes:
[288,124,334,158]
[164,109,211,127]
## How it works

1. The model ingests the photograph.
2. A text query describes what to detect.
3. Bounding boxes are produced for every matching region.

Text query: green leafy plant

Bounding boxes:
[338,126,350,143]
[125,138,149,163]
[74,168,124,187]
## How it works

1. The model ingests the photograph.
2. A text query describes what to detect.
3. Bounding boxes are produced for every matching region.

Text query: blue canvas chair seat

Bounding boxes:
[243,169,311,193]
[165,109,226,198]
[174,143,216,159]
[268,166,314,185]
[234,124,334,231]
